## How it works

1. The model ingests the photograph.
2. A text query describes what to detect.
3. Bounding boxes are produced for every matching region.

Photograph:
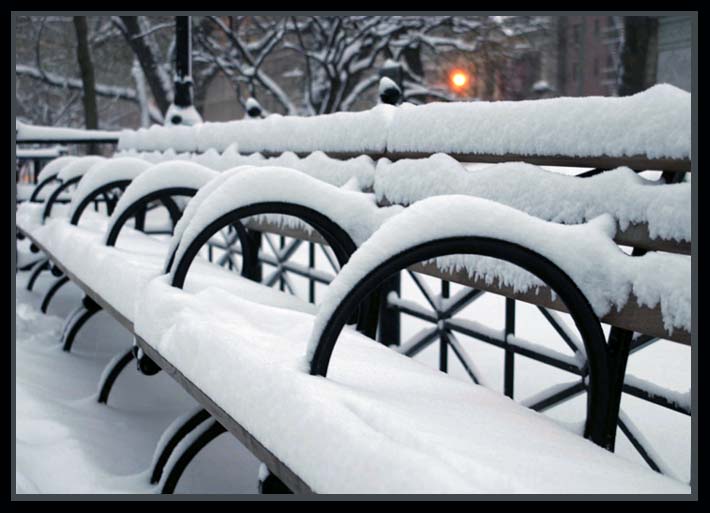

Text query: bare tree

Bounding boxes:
[16,15,550,128]
[112,16,173,116]
[73,16,99,153]
[192,16,546,115]
[618,16,658,96]
[16,15,164,127]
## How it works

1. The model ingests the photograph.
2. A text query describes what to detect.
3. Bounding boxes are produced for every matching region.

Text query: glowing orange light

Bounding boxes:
[450,70,469,89]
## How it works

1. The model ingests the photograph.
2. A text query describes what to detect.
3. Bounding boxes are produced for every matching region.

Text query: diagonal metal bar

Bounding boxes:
[406,270,439,311]
[445,318,584,375]
[216,232,241,267]
[397,327,440,357]
[537,306,587,357]
[279,260,334,285]
[522,380,586,412]
[278,238,303,262]
[617,410,662,474]
[441,287,485,318]
[445,331,483,385]
[387,295,439,324]
[319,244,340,273]
[262,268,282,288]
[280,270,297,296]
[263,233,280,256]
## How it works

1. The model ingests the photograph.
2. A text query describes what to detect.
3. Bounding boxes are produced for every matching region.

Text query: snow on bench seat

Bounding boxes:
[133,276,689,494]
[117,105,395,155]
[303,195,690,351]
[386,84,690,162]
[116,84,690,171]
[374,155,691,245]
[116,147,377,190]
[21,211,313,325]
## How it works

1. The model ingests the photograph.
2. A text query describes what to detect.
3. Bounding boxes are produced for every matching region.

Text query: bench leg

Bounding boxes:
[376,272,401,347]
[150,407,211,485]
[40,275,70,314]
[96,348,135,404]
[61,295,102,352]
[604,325,634,451]
[258,464,293,494]
[26,258,50,291]
[159,419,227,494]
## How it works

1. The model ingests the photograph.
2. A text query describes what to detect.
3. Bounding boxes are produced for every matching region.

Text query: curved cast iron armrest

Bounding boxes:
[307,235,614,449]
[29,175,59,203]
[68,180,134,226]
[42,176,81,222]
[167,202,357,288]
[166,201,374,333]
[168,201,358,289]
[104,187,197,247]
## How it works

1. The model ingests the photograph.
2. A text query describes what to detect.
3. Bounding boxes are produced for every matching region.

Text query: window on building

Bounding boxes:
[594,58,599,76]
[572,62,580,82]
[594,19,600,36]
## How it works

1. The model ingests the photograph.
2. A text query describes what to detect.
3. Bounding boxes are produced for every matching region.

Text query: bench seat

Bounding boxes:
[133,276,687,494]
[17,208,689,494]
[17,208,313,325]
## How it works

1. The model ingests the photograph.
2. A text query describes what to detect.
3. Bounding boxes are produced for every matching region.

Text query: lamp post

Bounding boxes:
[174,16,193,109]
[167,16,202,126]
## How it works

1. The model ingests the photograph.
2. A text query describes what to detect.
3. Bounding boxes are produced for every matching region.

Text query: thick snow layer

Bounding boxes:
[375,155,691,242]
[164,166,254,273]
[16,203,46,232]
[104,161,218,245]
[16,184,35,202]
[386,84,690,159]
[170,167,402,281]
[67,158,152,223]
[57,156,107,182]
[16,146,68,159]
[36,156,79,183]
[28,214,314,323]
[15,275,261,493]
[264,151,377,189]
[115,147,377,189]
[117,104,396,154]
[308,196,691,359]
[132,277,689,494]
[116,85,688,160]
[16,120,120,143]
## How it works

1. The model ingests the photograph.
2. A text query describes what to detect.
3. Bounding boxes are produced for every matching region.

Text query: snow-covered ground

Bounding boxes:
[15,270,261,494]
[255,236,692,483]
[15,226,690,493]
[14,153,690,493]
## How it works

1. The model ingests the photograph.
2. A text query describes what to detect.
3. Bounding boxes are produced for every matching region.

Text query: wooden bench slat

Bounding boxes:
[17,225,314,492]
[257,150,691,174]
[241,220,689,344]
[136,336,314,494]
[410,261,690,345]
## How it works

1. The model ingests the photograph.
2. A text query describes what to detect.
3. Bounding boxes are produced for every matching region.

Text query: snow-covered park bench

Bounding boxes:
[15,83,691,494]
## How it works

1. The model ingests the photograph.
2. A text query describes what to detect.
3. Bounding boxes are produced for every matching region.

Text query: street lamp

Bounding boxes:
[449,69,470,91]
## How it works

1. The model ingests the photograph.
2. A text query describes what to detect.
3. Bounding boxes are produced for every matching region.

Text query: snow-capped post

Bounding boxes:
[165,16,203,127]
[174,16,192,111]
[376,62,402,344]
[378,77,402,106]
[245,97,264,119]
[378,59,403,105]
